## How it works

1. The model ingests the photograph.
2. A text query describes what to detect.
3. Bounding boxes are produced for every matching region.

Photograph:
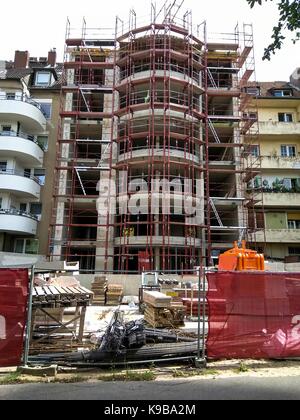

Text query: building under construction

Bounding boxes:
[49,1,264,273]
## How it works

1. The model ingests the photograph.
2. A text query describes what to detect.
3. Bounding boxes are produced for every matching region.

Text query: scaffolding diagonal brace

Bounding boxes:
[209,198,224,227]
[75,168,87,196]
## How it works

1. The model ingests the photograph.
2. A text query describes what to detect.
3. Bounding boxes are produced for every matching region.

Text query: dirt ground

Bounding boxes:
[1,359,300,385]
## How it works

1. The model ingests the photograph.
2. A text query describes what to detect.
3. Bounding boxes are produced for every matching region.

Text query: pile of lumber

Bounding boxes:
[91,276,107,306]
[182,298,208,317]
[143,291,172,308]
[32,285,93,307]
[106,284,124,306]
[144,303,186,329]
[143,291,185,328]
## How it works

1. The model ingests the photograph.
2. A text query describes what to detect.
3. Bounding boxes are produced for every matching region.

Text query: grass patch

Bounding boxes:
[172,369,219,378]
[0,372,24,385]
[100,370,156,382]
[236,363,249,374]
[52,375,87,384]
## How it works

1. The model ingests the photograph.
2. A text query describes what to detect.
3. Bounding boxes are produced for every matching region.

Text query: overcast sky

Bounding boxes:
[1,0,299,81]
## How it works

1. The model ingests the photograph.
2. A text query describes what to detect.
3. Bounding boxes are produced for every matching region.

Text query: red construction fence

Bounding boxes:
[0,269,29,367]
[207,272,300,359]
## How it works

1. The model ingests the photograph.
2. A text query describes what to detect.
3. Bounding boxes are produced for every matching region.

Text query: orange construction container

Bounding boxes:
[218,241,265,272]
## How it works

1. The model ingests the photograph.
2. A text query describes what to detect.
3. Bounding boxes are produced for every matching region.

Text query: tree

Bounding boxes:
[247,0,300,60]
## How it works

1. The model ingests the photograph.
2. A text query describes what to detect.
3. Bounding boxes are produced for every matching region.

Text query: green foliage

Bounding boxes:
[172,368,219,378]
[237,362,249,373]
[0,372,23,385]
[100,370,156,382]
[247,0,300,60]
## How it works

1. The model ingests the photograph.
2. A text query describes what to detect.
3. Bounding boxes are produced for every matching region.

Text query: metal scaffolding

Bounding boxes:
[49,1,265,273]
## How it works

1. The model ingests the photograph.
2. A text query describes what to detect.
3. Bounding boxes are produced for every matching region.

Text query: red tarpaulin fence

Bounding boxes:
[207,271,300,359]
[0,269,29,367]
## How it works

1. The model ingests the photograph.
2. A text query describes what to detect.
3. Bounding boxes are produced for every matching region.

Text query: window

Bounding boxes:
[14,239,39,255]
[283,179,292,189]
[39,103,52,119]
[289,247,300,256]
[283,178,300,191]
[6,93,15,100]
[34,169,45,185]
[37,136,48,151]
[24,169,31,178]
[30,203,42,215]
[25,239,39,255]
[35,72,51,87]
[254,176,262,188]
[281,145,296,157]
[288,220,300,229]
[15,239,25,254]
[20,203,27,213]
[249,112,258,120]
[0,162,7,172]
[246,87,260,96]
[251,145,260,158]
[278,113,293,123]
[35,100,52,120]
[1,126,11,133]
[273,90,292,97]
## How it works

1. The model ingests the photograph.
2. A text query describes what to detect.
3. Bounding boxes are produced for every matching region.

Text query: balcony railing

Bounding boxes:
[0,130,45,151]
[119,89,202,112]
[119,62,201,85]
[0,169,42,185]
[259,121,300,135]
[119,144,199,158]
[0,208,38,221]
[0,96,47,118]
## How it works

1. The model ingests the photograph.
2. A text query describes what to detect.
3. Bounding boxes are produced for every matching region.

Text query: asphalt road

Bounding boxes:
[1,376,300,400]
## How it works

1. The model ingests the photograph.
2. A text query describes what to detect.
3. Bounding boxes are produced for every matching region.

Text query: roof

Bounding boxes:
[246,81,300,98]
[4,68,33,80]
[0,64,62,90]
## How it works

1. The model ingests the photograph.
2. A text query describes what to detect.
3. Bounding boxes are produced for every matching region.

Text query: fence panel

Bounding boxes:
[207,271,300,359]
[0,269,29,367]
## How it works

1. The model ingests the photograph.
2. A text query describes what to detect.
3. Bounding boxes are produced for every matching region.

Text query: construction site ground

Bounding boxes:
[1,359,300,386]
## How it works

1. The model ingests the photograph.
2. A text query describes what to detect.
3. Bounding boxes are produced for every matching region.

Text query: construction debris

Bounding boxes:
[33,310,200,365]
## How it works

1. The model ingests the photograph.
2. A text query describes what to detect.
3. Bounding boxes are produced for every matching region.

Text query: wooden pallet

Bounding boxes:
[32,285,93,308]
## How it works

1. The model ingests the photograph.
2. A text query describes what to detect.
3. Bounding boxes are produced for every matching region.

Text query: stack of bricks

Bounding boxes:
[143,291,185,328]
[91,276,107,306]
[106,284,124,306]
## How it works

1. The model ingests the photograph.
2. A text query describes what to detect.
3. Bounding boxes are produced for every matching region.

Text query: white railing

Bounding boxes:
[0,208,38,221]
[0,130,45,151]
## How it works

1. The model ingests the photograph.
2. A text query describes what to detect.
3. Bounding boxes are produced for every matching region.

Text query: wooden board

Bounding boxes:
[32,285,93,308]
[143,291,172,308]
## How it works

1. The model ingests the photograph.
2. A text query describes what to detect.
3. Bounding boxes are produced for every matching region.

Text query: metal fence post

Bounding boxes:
[195,265,207,368]
[23,265,35,366]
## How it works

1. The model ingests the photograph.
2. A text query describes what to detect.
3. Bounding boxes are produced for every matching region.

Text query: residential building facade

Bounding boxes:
[247,69,300,261]
[0,50,61,261]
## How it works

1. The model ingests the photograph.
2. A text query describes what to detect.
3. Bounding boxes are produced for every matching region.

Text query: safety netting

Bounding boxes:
[207,271,300,359]
[0,269,29,367]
